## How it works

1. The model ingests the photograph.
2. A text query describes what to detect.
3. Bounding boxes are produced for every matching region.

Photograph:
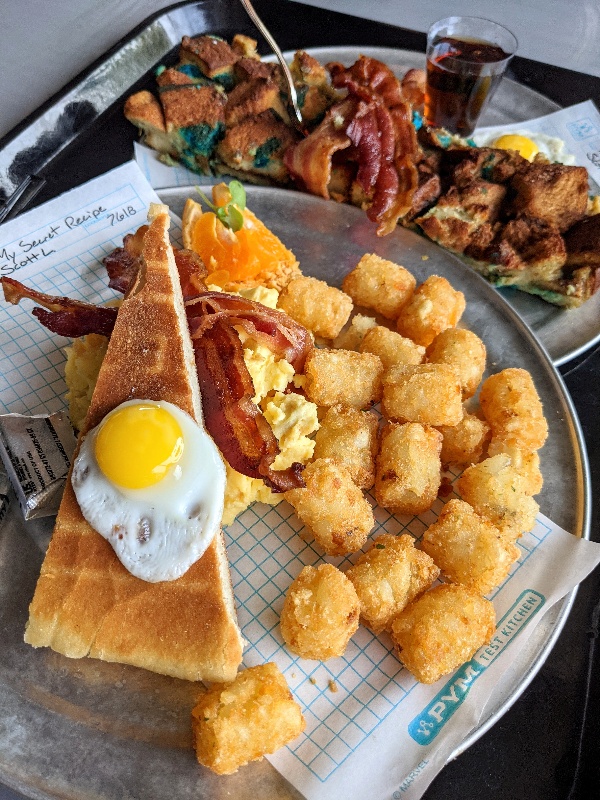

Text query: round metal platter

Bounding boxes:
[272,46,600,366]
[0,184,589,800]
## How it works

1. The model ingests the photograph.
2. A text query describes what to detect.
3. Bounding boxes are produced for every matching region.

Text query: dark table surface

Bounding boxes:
[1,2,599,799]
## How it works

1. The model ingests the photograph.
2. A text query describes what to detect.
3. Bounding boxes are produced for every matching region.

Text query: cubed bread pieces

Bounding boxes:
[457,454,540,540]
[360,325,425,369]
[396,275,466,346]
[421,499,521,595]
[280,564,360,660]
[479,368,548,453]
[425,328,486,399]
[342,254,416,319]
[304,348,383,409]
[382,363,463,426]
[345,533,439,634]
[284,458,374,555]
[192,663,305,774]
[278,275,353,339]
[437,412,491,467]
[375,423,442,515]
[312,405,379,489]
[333,314,377,351]
[390,584,496,684]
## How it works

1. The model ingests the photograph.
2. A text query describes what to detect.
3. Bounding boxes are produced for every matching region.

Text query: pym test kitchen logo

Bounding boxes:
[408,589,545,745]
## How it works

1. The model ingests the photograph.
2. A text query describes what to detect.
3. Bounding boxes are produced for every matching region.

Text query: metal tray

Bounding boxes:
[0,3,593,798]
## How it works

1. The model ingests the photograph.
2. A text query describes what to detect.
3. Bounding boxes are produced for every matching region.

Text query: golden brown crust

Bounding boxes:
[25,209,243,682]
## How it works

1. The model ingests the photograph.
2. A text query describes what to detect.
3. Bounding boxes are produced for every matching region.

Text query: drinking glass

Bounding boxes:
[424,16,518,137]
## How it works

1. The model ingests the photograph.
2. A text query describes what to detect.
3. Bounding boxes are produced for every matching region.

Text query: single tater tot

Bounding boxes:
[312,405,379,489]
[285,458,374,555]
[421,499,521,595]
[342,253,416,319]
[360,325,425,370]
[280,564,360,659]
[333,313,377,351]
[390,584,496,684]
[437,412,491,467]
[278,275,353,339]
[425,328,486,399]
[192,663,305,775]
[396,275,466,347]
[382,363,463,426]
[375,422,442,515]
[457,454,540,540]
[304,348,383,409]
[345,533,439,634]
[479,368,548,452]
[494,446,543,496]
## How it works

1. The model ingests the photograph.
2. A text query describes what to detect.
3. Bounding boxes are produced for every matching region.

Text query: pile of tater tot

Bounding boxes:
[192,253,548,775]
[278,253,548,683]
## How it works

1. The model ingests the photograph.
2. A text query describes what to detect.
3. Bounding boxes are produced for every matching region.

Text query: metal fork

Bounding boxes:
[239,0,304,130]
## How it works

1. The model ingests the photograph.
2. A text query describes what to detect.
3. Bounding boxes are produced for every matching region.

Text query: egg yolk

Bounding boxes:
[191,208,294,284]
[95,404,184,489]
[492,134,539,161]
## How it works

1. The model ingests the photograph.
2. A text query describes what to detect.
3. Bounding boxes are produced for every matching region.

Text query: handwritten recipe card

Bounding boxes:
[1,161,600,800]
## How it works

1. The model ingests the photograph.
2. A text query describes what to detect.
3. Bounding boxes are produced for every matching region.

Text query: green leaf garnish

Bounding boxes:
[195,180,246,232]
[228,180,246,209]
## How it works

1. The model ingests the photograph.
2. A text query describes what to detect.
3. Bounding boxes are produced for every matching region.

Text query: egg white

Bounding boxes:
[71,399,226,583]
[472,128,576,165]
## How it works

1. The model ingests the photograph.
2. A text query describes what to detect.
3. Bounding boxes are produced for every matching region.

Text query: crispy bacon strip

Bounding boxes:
[401,68,426,112]
[331,56,421,235]
[192,317,304,492]
[186,291,313,372]
[103,237,208,301]
[186,292,312,492]
[283,99,354,198]
[173,248,208,300]
[1,277,117,337]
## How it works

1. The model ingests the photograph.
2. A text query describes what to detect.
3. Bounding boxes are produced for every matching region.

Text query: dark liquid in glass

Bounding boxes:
[425,36,512,136]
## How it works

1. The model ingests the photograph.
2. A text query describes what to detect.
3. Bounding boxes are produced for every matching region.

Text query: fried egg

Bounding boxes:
[72,399,225,583]
[472,129,576,164]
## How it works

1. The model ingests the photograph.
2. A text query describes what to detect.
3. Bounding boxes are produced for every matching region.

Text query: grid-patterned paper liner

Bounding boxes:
[1,161,599,800]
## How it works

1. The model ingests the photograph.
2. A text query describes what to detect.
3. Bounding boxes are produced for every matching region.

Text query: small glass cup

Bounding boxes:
[424,16,518,137]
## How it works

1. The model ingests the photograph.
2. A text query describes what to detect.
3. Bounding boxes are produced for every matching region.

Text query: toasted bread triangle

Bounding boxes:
[24,206,244,682]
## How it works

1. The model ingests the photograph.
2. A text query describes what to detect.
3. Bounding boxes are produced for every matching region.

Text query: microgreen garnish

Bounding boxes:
[195,180,247,232]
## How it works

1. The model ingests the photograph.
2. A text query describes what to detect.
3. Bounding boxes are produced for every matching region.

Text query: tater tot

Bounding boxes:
[304,348,383,409]
[345,533,439,633]
[437,412,491,467]
[312,405,379,489]
[280,564,360,659]
[421,499,521,595]
[375,423,442,515]
[341,253,416,319]
[457,454,540,540]
[333,313,377,350]
[360,325,425,369]
[278,275,353,339]
[425,328,486,399]
[192,663,305,774]
[390,584,496,684]
[493,446,543,496]
[382,363,463,426]
[284,458,374,555]
[396,275,466,346]
[479,368,548,452]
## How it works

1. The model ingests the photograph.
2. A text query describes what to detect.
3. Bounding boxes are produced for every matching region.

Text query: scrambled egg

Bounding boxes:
[220,285,319,525]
